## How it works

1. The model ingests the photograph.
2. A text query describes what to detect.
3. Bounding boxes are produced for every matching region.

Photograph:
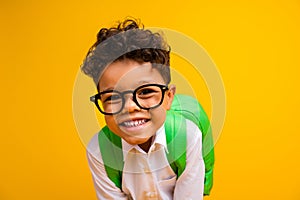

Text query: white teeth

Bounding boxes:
[123,119,147,127]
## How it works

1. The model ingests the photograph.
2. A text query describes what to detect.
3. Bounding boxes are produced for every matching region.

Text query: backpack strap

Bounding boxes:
[164,111,187,178]
[170,94,215,195]
[98,126,124,189]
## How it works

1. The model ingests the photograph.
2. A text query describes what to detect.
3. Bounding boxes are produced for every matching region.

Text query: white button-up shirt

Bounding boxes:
[87,119,205,200]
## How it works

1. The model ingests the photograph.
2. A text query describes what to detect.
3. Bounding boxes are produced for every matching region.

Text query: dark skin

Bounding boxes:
[138,136,153,153]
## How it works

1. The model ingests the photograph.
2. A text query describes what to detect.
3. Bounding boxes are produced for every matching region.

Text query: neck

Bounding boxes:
[138,136,153,153]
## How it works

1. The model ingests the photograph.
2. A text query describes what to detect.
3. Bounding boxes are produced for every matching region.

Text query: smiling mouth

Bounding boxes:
[120,119,150,128]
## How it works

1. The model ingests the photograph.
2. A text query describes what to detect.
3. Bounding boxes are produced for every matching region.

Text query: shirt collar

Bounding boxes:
[121,124,168,161]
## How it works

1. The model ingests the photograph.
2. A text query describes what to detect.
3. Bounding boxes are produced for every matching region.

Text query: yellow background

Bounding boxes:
[1,0,300,199]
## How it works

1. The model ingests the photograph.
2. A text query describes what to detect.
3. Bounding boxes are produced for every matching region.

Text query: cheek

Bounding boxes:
[150,108,167,124]
[104,116,118,130]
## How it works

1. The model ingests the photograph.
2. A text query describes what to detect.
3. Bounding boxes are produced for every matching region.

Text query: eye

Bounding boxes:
[137,86,160,99]
[139,88,156,95]
[102,93,122,102]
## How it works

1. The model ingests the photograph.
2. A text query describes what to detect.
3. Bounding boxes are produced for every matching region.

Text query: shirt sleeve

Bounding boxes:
[86,134,129,200]
[173,119,205,200]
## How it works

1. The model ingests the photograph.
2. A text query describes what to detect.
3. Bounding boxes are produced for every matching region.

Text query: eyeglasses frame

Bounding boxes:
[90,83,169,115]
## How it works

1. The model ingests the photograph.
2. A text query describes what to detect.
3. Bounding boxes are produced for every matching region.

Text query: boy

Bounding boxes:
[81,19,205,199]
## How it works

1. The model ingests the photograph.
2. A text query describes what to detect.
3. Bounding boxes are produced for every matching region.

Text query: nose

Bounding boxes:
[122,95,141,113]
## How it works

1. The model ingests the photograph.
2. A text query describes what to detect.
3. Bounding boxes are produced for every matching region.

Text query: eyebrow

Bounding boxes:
[99,87,114,93]
[100,80,158,93]
[137,80,152,85]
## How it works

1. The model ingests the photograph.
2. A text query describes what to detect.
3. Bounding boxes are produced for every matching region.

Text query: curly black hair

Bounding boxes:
[81,18,171,88]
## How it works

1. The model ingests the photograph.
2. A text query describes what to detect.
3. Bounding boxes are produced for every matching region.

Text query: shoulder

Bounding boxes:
[185,119,202,145]
[86,132,102,162]
[185,119,202,137]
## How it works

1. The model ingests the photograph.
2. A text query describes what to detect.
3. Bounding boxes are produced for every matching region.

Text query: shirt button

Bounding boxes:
[143,167,151,173]
[145,191,157,198]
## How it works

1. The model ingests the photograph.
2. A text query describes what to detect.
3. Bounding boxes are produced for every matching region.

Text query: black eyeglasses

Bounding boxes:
[90,83,169,115]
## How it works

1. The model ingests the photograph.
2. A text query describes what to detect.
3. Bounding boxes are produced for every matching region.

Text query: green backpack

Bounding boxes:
[98,94,215,195]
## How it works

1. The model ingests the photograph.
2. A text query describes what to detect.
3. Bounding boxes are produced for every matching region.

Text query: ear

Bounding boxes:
[165,84,176,110]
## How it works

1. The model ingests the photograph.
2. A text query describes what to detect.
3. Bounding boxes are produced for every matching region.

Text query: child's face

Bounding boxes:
[98,59,175,145]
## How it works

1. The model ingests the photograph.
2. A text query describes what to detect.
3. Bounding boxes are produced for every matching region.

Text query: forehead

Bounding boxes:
[98,60,165,91]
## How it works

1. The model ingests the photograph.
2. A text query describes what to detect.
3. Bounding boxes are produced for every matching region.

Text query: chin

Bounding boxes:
[123,135,152,145]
